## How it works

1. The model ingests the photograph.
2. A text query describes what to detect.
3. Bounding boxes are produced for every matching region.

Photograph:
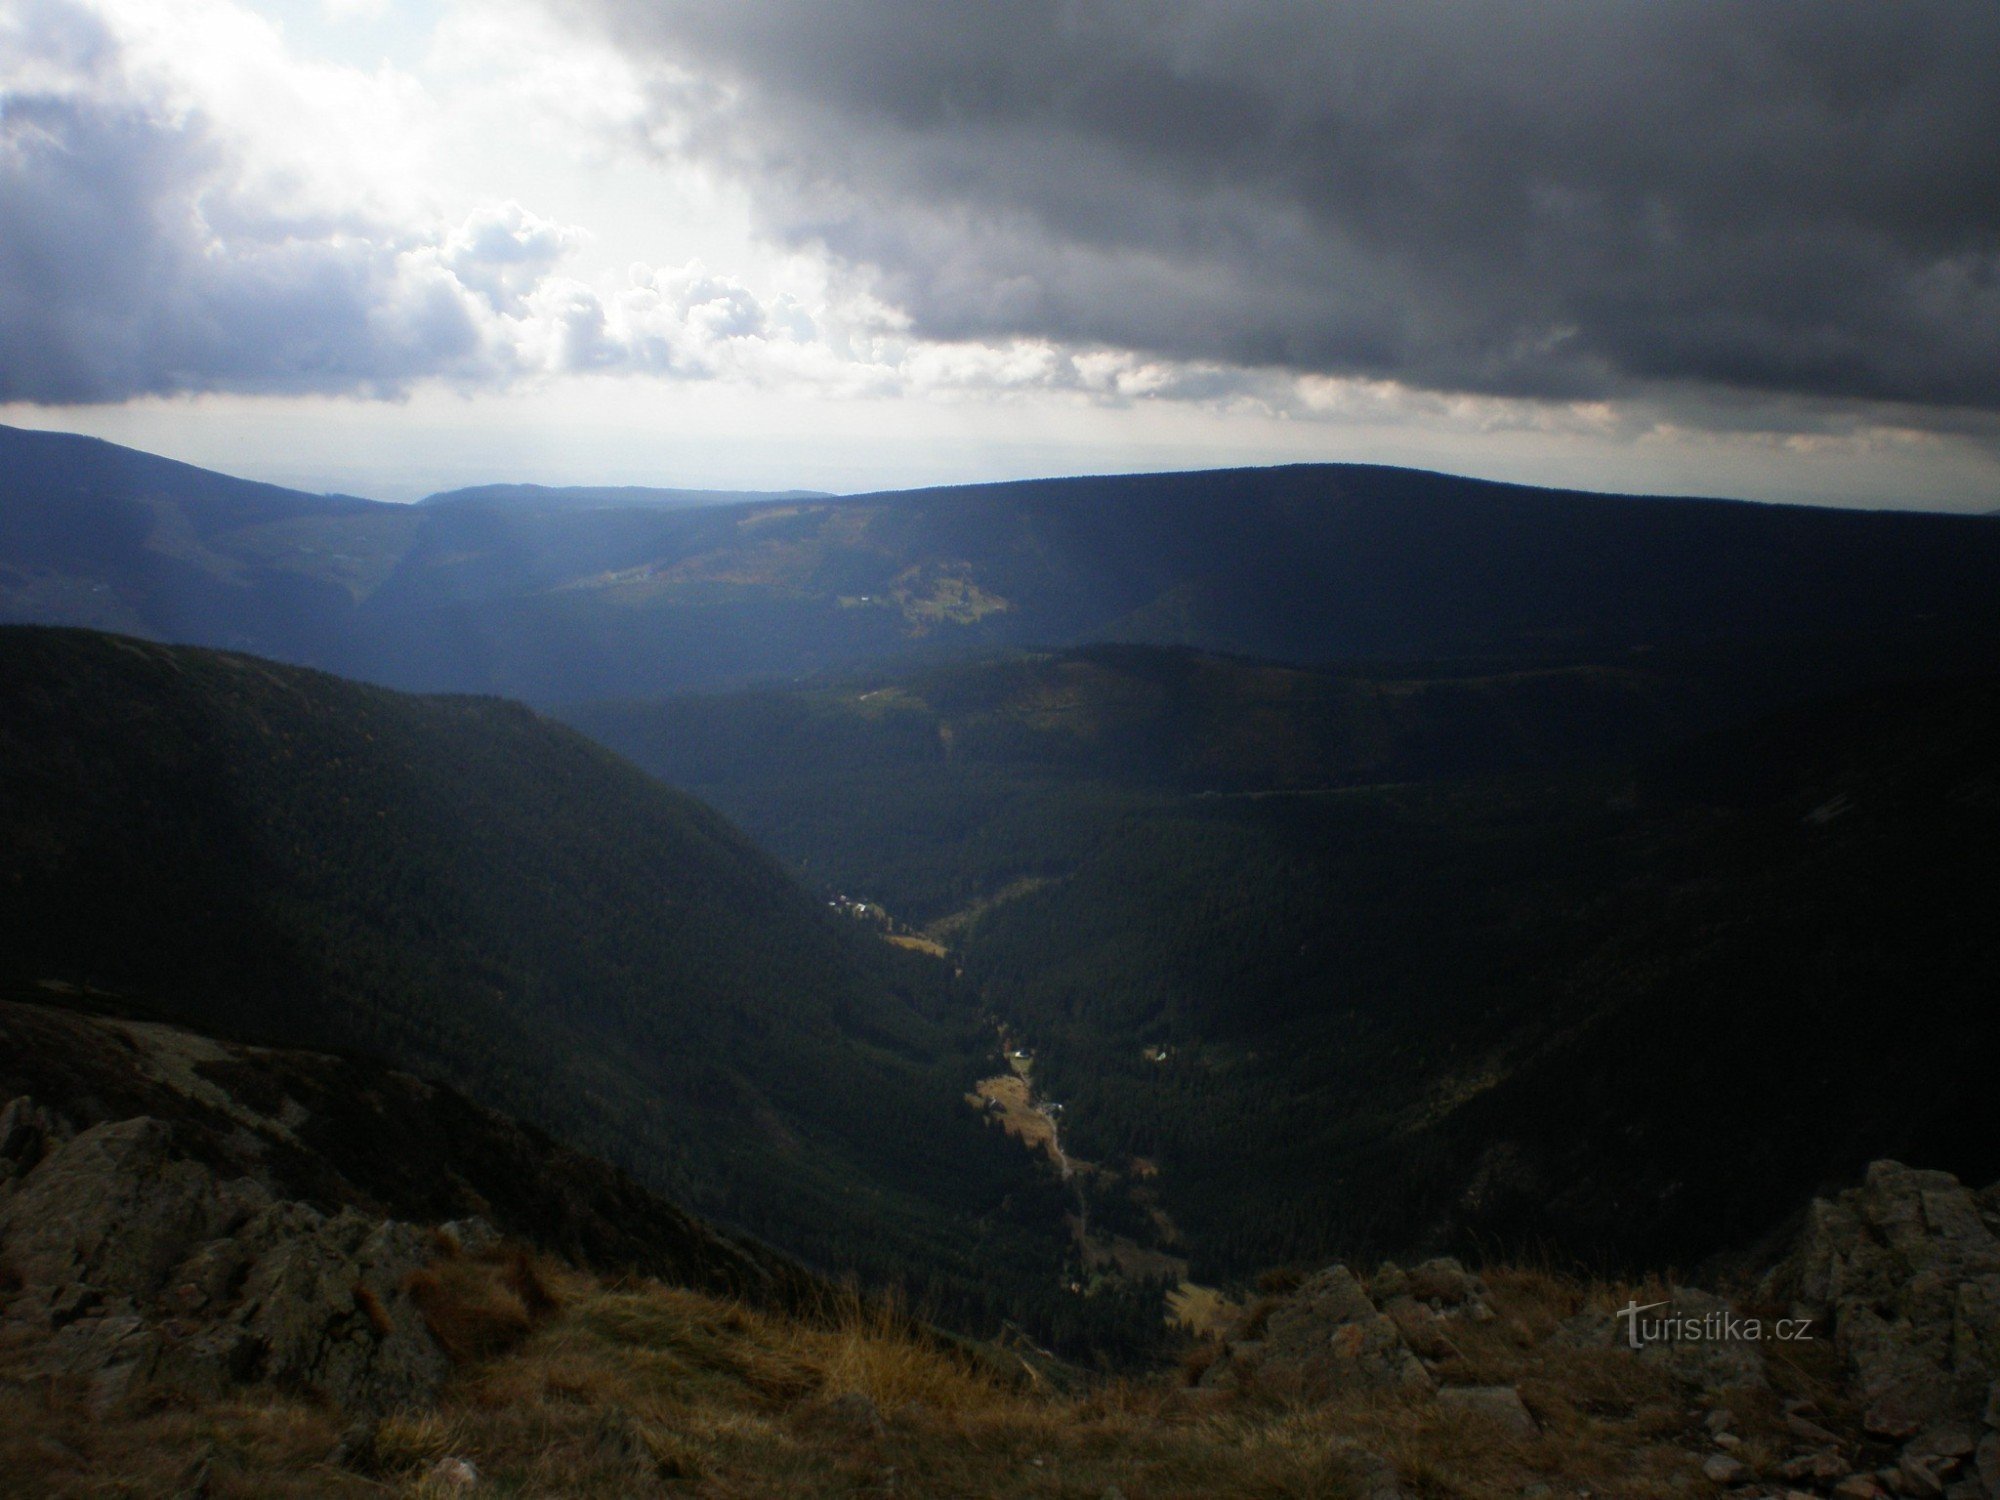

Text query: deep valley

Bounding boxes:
[2,431,1998,1496]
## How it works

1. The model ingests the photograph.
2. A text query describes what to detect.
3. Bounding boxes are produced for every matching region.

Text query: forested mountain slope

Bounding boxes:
[0,627,1125,1352]
[0,991,815,1307]
[572,646,2000,1279]
[10,423,2000,702]
[0,424,383,664]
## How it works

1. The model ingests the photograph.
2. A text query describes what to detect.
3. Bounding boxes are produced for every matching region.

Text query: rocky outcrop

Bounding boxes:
[1200,1260,1504,1402]
[1762,1160,2000,1486]
[1373,1255,1496,1361]
[1,1118,263,1300]
[0,1099,449,1414]
[0,997,816,1312]
[1552,1283,1770,1392]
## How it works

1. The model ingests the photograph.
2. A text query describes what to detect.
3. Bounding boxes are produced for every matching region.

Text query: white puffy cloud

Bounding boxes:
[442,203,588,315]
[0,0,1223,407]
[0,0,497,399]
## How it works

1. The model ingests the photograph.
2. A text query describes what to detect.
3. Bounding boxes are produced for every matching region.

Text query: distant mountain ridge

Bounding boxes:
[9,422,2000,702]
[0,423,379,520]
[417,482,830,511]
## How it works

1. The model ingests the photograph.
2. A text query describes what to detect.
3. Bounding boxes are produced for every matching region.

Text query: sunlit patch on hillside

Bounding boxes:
[889,564,1012,632]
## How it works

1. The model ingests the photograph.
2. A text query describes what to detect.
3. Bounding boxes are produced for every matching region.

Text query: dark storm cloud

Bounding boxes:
[0,0,501,404]
[567,0,2000,413]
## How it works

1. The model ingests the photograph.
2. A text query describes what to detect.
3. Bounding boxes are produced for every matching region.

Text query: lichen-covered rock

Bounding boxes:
[0,1109,450,1414]
[1404,1257,1485,1309]
[1635,1286,1769,1392]
[1704,1453,1749,1485]
[1765,1161,2000,1440]
[1385,1295,1452,1358]
[1204,1265,1432,1401]
[1378,1256,1496,1352]
[232,1204,448,1410]
[426,1456,479,1490]
[0,1118,266,1299]
[436,1219,501,1258]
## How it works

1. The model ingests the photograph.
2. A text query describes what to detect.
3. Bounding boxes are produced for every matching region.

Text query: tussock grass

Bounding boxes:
[0,1259,1740,1498]
[376,1409,473,1470]
[403,1241,561,1365]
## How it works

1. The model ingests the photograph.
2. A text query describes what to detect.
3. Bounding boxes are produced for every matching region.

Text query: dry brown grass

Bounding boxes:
[0,1258,1757,1498]
[0,1384,357,1499]
[403,1241,562,1365]
[352,1279,395,1338]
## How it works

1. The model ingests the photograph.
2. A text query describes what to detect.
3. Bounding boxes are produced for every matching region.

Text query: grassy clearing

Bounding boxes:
[1167,1281,1241,1338]
[968,1073,1062,1163]
[924,877,1055,943]
[0,1255,1800,1499]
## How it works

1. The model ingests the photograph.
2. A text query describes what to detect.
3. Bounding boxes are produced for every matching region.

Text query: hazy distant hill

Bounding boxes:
[0,423,384,662]
[0,626,1118,1348]
[9,423,2000,701]
[417,483,828,511]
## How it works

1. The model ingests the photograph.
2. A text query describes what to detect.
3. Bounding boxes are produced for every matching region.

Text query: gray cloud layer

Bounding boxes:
[570,0,2000,414]
[0,0,510,403]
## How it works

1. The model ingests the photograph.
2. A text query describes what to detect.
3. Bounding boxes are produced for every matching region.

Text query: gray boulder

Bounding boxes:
[0,1106,451,1414]
[231,1203,448,1410]
[1636,1286,1768,1392]
[1550,1285,1766,1391]
[1403,1257,1487,1311]
[1437,1384,1538,1436]
[1765,1161,2000,1440]
[1378,1256,1496,1355]
[0,1118,266,1300]
[1204,1265,1433,1401]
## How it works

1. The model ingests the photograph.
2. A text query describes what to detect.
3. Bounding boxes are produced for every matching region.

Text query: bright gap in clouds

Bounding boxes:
[0,0,1996,509]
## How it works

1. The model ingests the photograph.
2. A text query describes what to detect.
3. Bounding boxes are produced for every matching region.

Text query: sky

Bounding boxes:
[2,0,1997,507]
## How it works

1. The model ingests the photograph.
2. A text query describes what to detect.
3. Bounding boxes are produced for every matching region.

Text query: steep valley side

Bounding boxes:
[571,647,2000,1286]
[0,627,1150,1361]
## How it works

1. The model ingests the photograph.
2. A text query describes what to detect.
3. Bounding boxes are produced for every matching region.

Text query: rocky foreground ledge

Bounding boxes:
[1185,1159,2000,1500]
[0,1101,460,1414]
[3,1004,1999,1496]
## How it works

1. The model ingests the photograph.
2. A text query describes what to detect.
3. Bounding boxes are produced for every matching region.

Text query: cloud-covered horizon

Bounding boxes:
[3,0,1998,484]
[2,0,1268,411]
[0,0,898,403]
[565,0,2000,418]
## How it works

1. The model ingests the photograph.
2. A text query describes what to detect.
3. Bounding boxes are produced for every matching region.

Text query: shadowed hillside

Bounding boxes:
[571,647,2000,1281]
[0,992,813,1306]
[0,627,1144,1355]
